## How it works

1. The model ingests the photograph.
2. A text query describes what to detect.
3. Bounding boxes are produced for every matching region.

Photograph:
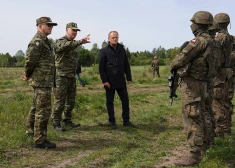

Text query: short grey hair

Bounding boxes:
[108,31,119,38]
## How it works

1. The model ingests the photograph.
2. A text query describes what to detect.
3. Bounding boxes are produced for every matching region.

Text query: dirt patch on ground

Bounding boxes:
[154,145,188,168]
[43,150,92,168]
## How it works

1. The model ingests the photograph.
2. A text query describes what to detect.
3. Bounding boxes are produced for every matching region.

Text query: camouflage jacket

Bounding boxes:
[215,30,233,68]
[24,31,55,87]
[170,32,213,81]
[54,36,81,78]
[230,51,235,75]
[151,59,159,68]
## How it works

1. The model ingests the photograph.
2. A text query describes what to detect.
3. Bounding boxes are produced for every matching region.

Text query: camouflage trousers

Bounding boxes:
[180,77,208,160]
[204,79,216,145]
[225,76,235,134]
[212,68,229,137]
[25,87,52,144]
[51,76,76,126]
[212,82,229,137]
[152,67,160,78]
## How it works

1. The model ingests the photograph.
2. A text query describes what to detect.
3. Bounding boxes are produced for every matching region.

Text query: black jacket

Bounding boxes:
[99,43,132,89]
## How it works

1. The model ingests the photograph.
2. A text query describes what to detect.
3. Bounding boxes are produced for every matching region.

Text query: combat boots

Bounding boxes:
[35,140,56,149]
[64,120,80,128]
[123,121,136,127]
[54,124,65,132]
[174,157,199,166]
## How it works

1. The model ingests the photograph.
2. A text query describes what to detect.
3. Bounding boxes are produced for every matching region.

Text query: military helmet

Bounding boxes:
[190,11,213,25]
[209,20,219,31]
[214,13,230,23]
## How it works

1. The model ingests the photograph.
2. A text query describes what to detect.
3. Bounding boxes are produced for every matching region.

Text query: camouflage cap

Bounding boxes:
[66,22,81,31]
[36,16,57,26]
[214,13,230,23]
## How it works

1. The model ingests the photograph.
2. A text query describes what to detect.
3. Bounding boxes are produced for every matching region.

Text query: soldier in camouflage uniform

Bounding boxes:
[151,56,160,78]
[226,36,235,135]
[212,13,233,136]
[205,20,222,145]
[170,11,214,166]
[23,17,57,149]
[51,22,90,131]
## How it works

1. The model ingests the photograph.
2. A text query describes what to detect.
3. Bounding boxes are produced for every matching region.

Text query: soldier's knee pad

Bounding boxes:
[185,102,201,118]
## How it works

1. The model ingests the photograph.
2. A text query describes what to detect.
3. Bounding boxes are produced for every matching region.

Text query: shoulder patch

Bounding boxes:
[34,40,40,46]
[191,39,196,43]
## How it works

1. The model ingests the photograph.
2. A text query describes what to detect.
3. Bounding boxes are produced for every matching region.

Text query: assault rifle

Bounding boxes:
[168,41,189,106]
[168,70,178,106]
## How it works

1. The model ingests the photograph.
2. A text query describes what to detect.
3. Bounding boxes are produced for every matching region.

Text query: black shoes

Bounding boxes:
[54,125,65,132]
[110,122,117,129]
[123,121,136,127]
[35,140,56,149]
[64,121,81,128]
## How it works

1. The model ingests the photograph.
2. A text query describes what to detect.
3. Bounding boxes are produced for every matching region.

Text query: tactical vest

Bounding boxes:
[188,35,212,80]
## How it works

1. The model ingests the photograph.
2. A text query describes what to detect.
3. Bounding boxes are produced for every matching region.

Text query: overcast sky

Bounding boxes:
[1,0,235,55]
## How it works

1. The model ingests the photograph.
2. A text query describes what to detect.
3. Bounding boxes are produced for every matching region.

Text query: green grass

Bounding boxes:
[0,66,235,168]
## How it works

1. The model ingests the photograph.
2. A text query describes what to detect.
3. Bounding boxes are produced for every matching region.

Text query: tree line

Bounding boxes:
[0,39,180,67]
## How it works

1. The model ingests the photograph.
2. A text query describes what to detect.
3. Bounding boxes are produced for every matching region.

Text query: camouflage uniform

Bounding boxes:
[25,17,57,144]
[151,56,160,78]
[226,36,235,134]
[170,11,213,164]
[205,20,221,144]
[212,13,233,136]
[51,22,82,127]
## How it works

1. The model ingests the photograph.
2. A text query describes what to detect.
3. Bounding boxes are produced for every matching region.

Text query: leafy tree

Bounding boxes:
[101,40,108,48]
[77,47,93,66]
[126,47,131,59]
[14,50,25,57]
[90,43,99,64]
[0,53,13,67]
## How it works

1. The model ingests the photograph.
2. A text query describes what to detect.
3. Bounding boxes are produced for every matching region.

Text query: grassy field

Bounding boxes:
[0,66,235,168]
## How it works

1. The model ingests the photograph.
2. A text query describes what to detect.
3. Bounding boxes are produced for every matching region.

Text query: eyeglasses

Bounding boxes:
[43,23,53,27]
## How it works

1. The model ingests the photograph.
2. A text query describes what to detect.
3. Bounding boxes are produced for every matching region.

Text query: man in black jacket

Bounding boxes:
[99,31,133,129]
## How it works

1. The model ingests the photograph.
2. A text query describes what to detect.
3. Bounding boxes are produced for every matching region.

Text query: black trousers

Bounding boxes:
[105,87,130,123]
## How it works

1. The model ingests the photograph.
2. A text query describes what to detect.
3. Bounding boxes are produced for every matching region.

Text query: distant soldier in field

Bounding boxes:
[151,56,160,78]
[170,11,214,166]
[51,22,90,131]
[212,13,233,136]
[23,16,57,149]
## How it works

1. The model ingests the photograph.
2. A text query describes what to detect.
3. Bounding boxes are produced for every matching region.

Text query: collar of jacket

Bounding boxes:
[195,30,209,37]
[108,42,123,50]
[62,35,71,41]
[37,31,48,40]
